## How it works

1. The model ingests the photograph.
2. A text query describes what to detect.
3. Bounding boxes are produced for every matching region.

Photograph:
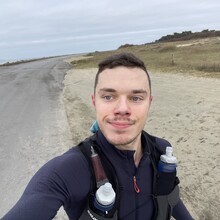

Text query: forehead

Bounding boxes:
[96,67,149,91]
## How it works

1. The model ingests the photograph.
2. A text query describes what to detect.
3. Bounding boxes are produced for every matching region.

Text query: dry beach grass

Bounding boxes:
[70,37,220,78]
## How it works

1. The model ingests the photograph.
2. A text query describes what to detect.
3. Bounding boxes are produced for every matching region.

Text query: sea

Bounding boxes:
[0,59,20,65]
[0,54,82,65]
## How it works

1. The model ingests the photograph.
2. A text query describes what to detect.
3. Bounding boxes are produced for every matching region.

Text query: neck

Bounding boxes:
[115,134,143,167]
[133,144,143,167]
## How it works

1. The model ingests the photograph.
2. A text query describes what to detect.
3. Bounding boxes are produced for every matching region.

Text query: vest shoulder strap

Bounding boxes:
[77,136,97,190]
[77,135,120,216]
[144,132,180,220]
[78,135,119,186]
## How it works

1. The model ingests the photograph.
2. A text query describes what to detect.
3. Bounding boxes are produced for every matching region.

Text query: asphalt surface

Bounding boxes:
[0,57,73,217]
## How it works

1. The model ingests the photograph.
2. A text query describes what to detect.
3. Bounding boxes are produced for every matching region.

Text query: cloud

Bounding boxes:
[1,0,220,59]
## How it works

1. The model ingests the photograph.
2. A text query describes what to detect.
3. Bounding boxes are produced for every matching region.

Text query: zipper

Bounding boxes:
[133,176,140,193]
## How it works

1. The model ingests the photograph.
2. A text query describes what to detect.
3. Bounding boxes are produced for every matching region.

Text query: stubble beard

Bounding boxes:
[105,131,142,150]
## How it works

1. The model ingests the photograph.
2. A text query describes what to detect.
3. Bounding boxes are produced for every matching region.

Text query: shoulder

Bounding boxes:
[26,146,92,198]
[36,146,89,174]
[45,146,91,183]
[143,131,172,154]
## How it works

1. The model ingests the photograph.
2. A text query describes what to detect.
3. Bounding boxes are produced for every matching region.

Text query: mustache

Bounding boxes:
[108,118,135,123]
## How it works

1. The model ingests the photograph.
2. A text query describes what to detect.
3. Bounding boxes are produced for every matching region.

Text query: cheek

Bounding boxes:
[96,104,110,114]
[138,105,150,119]
[95,103,114,121]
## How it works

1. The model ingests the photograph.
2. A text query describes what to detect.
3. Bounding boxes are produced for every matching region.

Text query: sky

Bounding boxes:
[1,0,220,61]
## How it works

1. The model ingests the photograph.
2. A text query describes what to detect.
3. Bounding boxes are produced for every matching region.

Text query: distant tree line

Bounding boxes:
[155,29,220,43]
[118,29,220,49]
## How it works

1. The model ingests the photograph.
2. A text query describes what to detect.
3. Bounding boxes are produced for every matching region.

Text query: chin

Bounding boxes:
[106,134,132,147]
[101,126,137,145]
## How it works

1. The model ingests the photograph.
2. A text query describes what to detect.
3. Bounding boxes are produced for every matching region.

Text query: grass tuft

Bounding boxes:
[196,62,220,72]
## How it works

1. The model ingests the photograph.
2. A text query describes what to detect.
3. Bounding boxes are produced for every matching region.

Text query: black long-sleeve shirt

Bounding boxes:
[1,131,194,219]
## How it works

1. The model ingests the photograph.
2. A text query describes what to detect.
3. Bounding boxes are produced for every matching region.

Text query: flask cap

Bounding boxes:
[160,146,177,163]
[96,182,116,205]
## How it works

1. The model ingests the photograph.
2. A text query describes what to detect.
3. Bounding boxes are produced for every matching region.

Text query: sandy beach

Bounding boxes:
[62,57,220,220]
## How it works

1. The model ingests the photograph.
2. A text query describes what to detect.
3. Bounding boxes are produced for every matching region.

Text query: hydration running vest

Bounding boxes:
[76,133,180,220]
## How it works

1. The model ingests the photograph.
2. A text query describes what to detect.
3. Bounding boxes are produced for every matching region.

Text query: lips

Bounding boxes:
[108,119,133,129]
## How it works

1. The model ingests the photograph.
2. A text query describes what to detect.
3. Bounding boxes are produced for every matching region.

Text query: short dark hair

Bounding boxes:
[94,52,151,93]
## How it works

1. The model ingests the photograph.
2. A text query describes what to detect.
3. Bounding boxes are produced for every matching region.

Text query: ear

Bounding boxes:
[91,94,95,107]
[148,95,153,108]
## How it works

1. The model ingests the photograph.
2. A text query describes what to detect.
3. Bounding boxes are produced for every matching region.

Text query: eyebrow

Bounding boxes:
[98,88,147,94]
[98,88,116,93]
[132,89,148,94]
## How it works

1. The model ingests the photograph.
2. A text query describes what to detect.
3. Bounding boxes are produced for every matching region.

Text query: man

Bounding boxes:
[1,53,194,220]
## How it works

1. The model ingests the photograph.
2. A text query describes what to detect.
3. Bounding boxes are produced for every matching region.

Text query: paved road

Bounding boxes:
[0,57,73,218]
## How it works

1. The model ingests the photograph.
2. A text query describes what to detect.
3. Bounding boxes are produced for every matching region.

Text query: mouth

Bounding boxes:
[108,120,133,129]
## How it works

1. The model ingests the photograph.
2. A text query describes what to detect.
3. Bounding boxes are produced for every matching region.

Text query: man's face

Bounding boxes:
[92,66,152,150]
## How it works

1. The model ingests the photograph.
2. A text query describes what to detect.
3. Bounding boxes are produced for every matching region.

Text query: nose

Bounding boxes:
[114,97,131,116]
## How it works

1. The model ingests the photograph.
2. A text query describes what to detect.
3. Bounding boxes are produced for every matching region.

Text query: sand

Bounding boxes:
[62,57,220,220]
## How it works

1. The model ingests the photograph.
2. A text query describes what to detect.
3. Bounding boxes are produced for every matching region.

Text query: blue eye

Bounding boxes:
[131,96,141,102]
[103,95,113,100]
